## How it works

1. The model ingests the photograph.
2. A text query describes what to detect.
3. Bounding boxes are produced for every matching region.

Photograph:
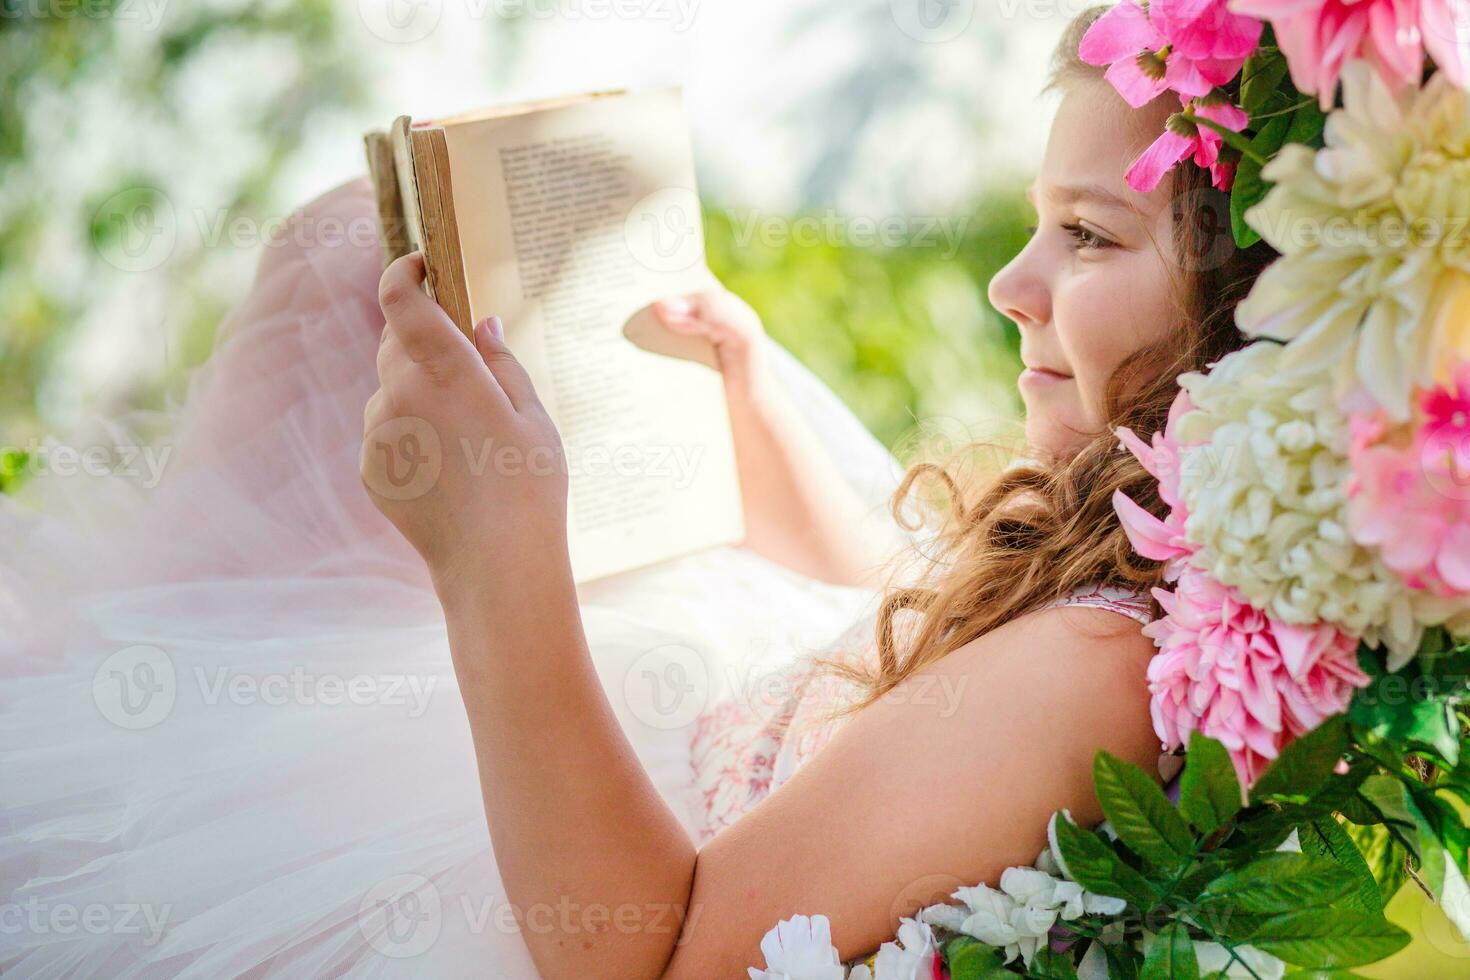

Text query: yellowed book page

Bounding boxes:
[441,88,743,583]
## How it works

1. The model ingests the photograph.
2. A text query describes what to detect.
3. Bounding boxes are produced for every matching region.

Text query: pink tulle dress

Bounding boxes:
[0,181,1154,977]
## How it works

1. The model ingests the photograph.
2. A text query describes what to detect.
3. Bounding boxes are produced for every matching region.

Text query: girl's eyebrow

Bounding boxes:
[1033,182,1135,213]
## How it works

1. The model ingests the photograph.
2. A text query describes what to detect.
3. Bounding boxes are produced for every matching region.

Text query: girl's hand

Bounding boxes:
[651,285,769,395]
[361,252,569,597]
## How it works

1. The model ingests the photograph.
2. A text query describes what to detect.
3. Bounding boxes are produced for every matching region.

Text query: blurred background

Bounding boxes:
[0,1,1463,972]
[0,0,1054,489]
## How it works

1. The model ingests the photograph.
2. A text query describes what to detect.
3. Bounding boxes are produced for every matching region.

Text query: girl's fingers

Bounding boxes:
[473,317,542,414]
[379,252,473,365]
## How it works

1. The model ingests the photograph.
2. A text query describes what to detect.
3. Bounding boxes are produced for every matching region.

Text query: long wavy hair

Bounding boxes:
[829,7,1280,710]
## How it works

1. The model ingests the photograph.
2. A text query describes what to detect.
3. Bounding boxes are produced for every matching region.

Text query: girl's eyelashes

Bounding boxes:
[1061,221,1116,251]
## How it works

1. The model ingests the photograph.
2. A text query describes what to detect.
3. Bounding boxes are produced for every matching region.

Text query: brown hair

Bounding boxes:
[830,7,1279,708]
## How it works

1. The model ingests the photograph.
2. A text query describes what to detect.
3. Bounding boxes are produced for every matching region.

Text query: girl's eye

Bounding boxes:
[1062,222,1115,251]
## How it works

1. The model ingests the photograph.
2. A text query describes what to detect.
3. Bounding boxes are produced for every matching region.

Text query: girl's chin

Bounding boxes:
[1023,406,1092,458]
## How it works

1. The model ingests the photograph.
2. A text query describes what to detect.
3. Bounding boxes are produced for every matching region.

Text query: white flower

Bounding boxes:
[1194,942,1286,979]
[1174,341,1427,659]
[1238,60,1470,420]
[749,915,846,980]
[870,917,938,980]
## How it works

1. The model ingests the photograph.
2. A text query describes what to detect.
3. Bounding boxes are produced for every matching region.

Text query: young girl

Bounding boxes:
[1,9,1275,978]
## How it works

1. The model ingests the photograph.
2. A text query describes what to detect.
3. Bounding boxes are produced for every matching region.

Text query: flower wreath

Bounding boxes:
[752,3,1470,978]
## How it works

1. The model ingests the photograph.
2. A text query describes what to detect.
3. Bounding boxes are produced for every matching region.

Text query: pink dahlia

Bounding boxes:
[1231,0,1470,108]
[1082,0,1264,107]
[1145,567,1369,786]
[1346,363,1470,598]
[1113,390,1198,576]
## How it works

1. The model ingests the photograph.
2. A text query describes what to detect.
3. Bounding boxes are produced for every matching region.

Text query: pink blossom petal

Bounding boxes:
[1080,0,1166,65]
[1126,129,1195,193]
[1422,0,1470,87]
[1113,490,1191,561]
[1106,56,1174,108]
[1435,523,1470,593]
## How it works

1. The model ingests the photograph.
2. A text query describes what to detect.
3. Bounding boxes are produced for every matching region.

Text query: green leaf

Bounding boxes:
[1179,734,1243,836]
[1246,909,1410,968]
[944,936,1011,980]
[1103,942,1144,980]
[1299,818,1384,915]
[1141,921,1200,980]
[1051,811,1157,908]
[1229,112,1291,248]
[1095,752,1197,869]
[1350,678,1461,768]
[1197,853,1356,917]
[1282,101,1327,149]
[1343,822,1409,908]
[1252,717,1348,802]
[1030,944,1079,979]
[1356,776,1425,862]
[1241,49,1290,117]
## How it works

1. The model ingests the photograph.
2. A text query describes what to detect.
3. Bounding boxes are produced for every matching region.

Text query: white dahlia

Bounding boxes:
[1173,342,1423,658]
[1237,60,1470,420]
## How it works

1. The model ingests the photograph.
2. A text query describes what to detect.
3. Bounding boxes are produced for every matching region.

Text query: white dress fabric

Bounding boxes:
[0,181,904,978]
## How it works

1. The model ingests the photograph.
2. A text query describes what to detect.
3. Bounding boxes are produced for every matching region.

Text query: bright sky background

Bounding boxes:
[285,0,1084,214]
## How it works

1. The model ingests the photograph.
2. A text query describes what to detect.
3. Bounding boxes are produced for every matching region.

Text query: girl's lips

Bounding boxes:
[1019,367,1073,387]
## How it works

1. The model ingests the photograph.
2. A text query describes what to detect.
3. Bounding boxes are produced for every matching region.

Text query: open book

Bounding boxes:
[364,89,743,583]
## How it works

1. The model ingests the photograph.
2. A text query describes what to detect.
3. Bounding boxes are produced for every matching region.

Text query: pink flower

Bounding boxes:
[1347,363,1470,598]
[1144,567,1368,786]
[1422,360,1470,471]
[1082,0,1264,107]
[1230,0,1470,108]
[1127,96,1249,193]
[1113,391,1198,576]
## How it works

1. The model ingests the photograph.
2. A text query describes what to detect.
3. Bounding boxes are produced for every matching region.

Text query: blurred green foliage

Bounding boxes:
[0,0,363,439]
[705,198,1030,450]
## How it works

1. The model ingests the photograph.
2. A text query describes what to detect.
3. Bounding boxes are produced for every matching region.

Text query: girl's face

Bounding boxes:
[989,81,1184,456]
